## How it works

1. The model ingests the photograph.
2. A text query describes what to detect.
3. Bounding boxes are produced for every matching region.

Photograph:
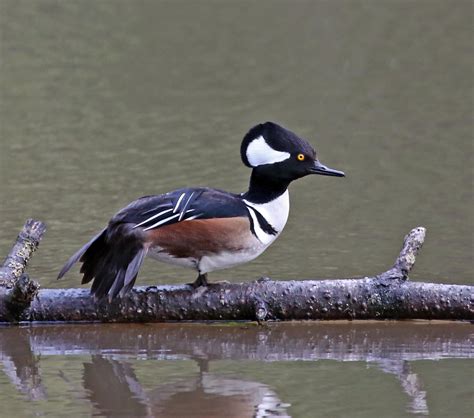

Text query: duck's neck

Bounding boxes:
[242,170,290,204]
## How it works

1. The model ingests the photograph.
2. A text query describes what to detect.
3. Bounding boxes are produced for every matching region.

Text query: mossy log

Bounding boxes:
[0,220,472,323]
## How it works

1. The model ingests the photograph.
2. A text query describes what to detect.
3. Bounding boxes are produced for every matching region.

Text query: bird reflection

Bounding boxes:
[83,356,150,416]
[82,356,290,418]
[1,322,472,416]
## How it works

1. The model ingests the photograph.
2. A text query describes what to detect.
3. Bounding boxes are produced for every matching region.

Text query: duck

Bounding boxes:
[58,121,345,300]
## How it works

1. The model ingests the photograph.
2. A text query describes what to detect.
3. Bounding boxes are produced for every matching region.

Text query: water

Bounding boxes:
[0,322,473,417]
[0,0,472,416]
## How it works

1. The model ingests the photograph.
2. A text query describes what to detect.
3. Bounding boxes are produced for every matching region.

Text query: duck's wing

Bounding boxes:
[112,187,249,231]
[58,188,256,299]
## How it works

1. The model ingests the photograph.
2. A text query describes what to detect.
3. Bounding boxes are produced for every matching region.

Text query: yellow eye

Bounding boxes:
[297,153,305,161]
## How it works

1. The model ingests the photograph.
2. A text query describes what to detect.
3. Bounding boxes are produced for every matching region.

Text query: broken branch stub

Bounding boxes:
[0,219,46,284]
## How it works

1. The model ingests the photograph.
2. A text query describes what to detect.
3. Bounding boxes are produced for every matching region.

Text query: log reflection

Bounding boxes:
[372,360,428,415]
[0,322,472,416]
[0,327,46,400]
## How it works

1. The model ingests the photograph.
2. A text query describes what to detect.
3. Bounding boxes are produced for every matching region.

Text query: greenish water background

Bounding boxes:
[0,1,472,417]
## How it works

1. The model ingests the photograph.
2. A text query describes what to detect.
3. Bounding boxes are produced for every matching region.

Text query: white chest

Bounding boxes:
[243,190,290,246]
[147,190,291,275]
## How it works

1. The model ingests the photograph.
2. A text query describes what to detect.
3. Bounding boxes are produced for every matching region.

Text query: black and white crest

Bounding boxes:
[241,122,315,168]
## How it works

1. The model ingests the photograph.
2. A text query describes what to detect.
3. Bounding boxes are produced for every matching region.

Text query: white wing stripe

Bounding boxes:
[173,193,186,213]
[184,214,201,221]
[143,213,180,231]
[133,208,173,228]
[143,209,196,231]
[178,192,195,221]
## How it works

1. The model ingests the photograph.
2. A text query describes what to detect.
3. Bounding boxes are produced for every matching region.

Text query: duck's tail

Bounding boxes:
[58,225,147,300]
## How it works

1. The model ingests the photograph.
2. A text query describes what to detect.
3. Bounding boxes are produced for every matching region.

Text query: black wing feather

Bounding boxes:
[113,187,248,232]
[58,187,250,300]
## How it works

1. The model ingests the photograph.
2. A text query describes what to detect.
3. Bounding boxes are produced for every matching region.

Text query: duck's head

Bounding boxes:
[241,122,345,182]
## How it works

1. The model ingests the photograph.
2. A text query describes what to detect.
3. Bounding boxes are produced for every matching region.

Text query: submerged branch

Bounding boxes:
[0,223,472,323]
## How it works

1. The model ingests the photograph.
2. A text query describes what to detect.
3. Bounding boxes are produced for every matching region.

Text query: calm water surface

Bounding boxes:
[0,322,473,417]
[0,0,472,417]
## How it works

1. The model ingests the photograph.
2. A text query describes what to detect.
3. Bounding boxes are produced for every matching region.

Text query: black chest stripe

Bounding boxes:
[245,206,277,237]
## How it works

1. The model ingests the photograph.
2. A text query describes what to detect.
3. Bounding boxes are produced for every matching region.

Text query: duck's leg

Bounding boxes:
[188,272,208,289]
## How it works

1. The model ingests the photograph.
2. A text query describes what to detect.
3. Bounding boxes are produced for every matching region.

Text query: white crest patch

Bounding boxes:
[246,135,290,167]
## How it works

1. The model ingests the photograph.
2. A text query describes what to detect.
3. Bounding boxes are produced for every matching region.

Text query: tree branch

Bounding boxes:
[0,219,45,322]
[0,222,472,323]
[0,219,46,284]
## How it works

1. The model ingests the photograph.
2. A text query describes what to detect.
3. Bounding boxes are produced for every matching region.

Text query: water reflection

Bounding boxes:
[82,356,289,417]
[0,327,47,401]
[371,360,427,416]
[0,322,472,417]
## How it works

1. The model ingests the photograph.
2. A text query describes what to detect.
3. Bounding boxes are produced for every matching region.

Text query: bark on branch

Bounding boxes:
[0,218,46,284]
[0,219,45,322]
[0,222,472,323]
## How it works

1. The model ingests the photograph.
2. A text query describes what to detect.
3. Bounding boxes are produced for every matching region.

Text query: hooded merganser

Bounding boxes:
[58,122,345,300]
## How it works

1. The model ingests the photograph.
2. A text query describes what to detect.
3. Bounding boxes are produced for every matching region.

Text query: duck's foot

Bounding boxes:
[187,274,231,289]
[188,273,208,289]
